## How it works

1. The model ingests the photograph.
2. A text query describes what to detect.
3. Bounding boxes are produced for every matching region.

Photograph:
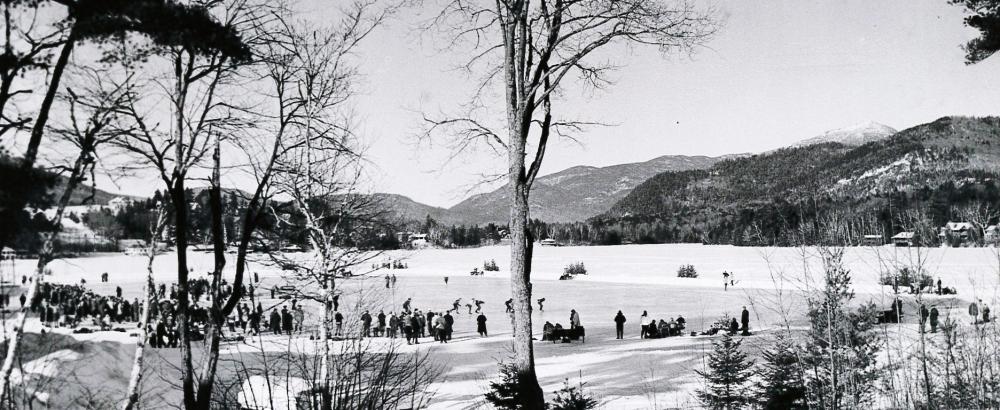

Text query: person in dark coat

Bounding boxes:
[377,310,386,337]
[613,311,626,339]
[444,312,454,341]
[409,314,421,344]
[18,293,25,308]
[281,307,293,335]
[477,313,488,337]
[920,304,930,333]
[334,311,344,336]
[970,301,980,324]
[361,310,372,338]
[930,306,940,333]
[269,309,281,334]
[740,306,750,336]
[729,317,739,335]
[936,278,942,295]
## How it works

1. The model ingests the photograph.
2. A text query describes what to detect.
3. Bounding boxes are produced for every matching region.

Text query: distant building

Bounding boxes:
[987,225,1000,245]
[939,221,975,246]
[539,238,560,247]
[1,247,16,260]
[409,233,430,248]
[892,232,915,247]
[862,234,884,246]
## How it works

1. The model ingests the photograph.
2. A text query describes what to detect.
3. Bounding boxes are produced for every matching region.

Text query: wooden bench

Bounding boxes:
[545,326,585,343]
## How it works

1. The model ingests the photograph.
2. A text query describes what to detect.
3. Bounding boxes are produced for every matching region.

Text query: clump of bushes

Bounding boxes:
[879,267,932,291]
[677,264,698,278]
[483,259,500,271]
[564,262,587,275]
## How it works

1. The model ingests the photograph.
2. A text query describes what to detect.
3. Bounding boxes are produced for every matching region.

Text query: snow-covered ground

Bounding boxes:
[1,243,998,408]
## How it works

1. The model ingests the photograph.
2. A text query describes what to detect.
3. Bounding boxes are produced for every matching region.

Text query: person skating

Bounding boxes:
[477,313,488,337]
[570,309,581,329]
[740,306,750,336]
[614,310,626,339]
[474,299,485,313]
[930,306,940,333]
[452,298,461,313]
[444,276,449,285]
[403,297,412,313]
[537,298,545,312]
[505,298,513,313]
[361,310,372,338]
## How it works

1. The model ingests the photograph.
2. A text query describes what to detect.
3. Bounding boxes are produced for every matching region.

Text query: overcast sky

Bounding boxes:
[37,0,1000,208]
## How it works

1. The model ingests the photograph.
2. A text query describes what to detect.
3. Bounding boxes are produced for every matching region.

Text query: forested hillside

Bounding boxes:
[587,116,1000,245]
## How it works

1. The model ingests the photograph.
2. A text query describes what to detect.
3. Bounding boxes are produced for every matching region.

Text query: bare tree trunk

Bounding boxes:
[507,135,544,408]
[122,231,161,410]
[320,277,331,410]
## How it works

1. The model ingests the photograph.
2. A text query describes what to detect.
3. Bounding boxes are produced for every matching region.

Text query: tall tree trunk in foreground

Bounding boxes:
[122,207,167,410]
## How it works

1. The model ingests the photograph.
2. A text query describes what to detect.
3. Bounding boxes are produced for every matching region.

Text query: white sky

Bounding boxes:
[21,0,1000,208]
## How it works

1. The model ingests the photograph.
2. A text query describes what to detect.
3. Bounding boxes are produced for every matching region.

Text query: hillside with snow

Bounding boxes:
[792,121,897,148]
[601,116,1000,244]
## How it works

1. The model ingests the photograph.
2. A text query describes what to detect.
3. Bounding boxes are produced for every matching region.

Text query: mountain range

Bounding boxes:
[600,116,1000,244]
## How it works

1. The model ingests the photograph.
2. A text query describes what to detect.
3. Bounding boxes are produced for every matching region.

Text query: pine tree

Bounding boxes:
[549,378,598,410]
[696,333,755,409]
[484,362,525,409]
[755,334,807,409]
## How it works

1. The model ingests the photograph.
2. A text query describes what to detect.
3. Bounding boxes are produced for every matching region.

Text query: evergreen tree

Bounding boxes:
[803,249,881,409]
[696,333,755,410]
[484,362,525,410]
[549,378,598,410]
[755,334,807,409]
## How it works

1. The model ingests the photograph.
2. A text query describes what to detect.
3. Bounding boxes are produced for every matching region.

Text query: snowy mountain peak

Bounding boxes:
[794,121,897,148]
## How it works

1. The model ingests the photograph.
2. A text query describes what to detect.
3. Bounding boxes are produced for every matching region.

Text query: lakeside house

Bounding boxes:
[987,225,1000,245]
[539,238,561,247]
[862,235,883,246]
[939,221,975,245]
[892,232,915,247]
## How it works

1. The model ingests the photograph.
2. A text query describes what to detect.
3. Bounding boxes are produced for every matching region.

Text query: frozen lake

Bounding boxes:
[3,243,998,407]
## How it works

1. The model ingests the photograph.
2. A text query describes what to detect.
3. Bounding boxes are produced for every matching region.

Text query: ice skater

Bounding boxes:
[537,298,545,312]
[474,299,485,313]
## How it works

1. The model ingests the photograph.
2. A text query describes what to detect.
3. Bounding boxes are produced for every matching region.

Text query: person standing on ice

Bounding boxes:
[640,311,650,339]
[361,310,372,338]
[444,276,449,285]
[723,271,730,291]
[570,309,581,329]
[929,306,940,333]
[385,275,390,288]
[403,297,412,313]
[334,311,344,336]
[614,311,626,339]
[970,301,980,324]
[741,306,750,336]
[477,313,488,337]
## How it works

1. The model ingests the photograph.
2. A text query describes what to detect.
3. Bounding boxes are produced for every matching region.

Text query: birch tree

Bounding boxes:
[423,1,718,405]
[0,68,133,406]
